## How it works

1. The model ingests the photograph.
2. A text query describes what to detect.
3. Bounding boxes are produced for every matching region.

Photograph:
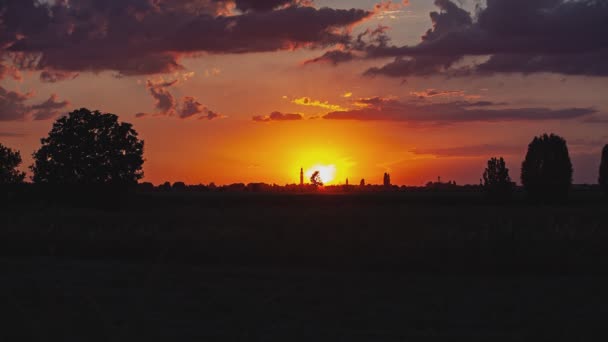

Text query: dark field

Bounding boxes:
[2,191,608,340]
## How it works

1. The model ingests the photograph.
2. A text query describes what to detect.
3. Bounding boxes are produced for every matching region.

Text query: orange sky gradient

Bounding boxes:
[1,0,607,186]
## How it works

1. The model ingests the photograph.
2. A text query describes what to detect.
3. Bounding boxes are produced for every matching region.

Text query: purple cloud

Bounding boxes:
[1,0,372,77]
[0,86,69,121]
[323,97,597,124]
[253,111,303,122]
[307,0,608,77]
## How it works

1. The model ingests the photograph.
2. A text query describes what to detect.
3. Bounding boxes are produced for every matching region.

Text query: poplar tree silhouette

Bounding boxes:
[600,144,608,196]
[521,133,572,201]
[0,143,25,184]
[482,157,512,200]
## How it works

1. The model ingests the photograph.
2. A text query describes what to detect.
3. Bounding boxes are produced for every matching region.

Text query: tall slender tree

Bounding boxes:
[482,157,512,200]
[521,133,573,200]
[600,144,608,195]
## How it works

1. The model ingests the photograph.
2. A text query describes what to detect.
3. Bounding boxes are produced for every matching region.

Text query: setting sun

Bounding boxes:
[305,164,337,185]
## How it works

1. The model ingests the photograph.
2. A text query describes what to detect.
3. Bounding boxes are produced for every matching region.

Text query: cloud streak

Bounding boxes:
[136,77,220,120]
[253,111,303,122]
[292,96,347,111]
[323,97,597,124]
[0,86,69,121]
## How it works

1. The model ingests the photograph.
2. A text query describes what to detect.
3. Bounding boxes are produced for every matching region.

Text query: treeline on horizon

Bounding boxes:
[2,108,608,203]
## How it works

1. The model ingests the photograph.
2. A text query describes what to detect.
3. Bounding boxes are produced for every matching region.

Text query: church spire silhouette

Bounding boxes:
[300,167,304,186]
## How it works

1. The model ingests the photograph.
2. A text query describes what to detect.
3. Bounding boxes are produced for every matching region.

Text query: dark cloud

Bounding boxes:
[146,80,177,114]
[138,78,219,120]
[302,50,355,65]
[475,51,608,77]
[0,86,31,121]
[253,111,303,122]
[308,0,608,77]
[180,96,206,119]
[0,0,372,76]
[234,0,309,12]
[323,97,597,124]
[0,86,69,121]
[181,96,221,120]
[29,94,70,120]
[302,25,388,65]
[410,89,464,99]
[39,71,79,83]
[202,110,221,120]
[364,55,460,77]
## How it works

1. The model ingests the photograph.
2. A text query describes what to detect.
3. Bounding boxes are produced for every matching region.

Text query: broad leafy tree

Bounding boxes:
[600,144,608,195]
[0,143,26,184]
[521,133,572,200]
[482,157,513,200]
[32,108,144,187]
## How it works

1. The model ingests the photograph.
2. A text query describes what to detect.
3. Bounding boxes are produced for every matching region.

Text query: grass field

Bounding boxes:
[2,191,608,273]
[2,191,608,340]
[3,258,608,341]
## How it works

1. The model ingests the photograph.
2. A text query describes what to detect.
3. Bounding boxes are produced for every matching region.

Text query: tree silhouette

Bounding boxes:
[0,143,25,184]
[31,108,144,187]
[600,144,608,195]
[521,133,572,200]
[482,157,513,200]
[360,178,365,187]
[310,171,323,187]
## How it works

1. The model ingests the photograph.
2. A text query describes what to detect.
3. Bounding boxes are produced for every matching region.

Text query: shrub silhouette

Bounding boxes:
[482,157,513,200]
[521,133,572,201]
[173,182,187,191]
[600,144,608,196]
[0,143,25,185]
[31,108,144,190]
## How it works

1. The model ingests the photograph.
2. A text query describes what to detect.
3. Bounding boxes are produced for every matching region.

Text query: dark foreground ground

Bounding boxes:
[2,191,608,340]
[3,258,608,341]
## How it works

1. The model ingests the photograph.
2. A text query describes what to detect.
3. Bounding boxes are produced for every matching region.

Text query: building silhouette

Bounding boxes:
[300,167,304,186]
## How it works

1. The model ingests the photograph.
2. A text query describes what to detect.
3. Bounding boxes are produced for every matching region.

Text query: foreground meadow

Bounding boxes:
[2,191,607,273]
[3,191,608,340]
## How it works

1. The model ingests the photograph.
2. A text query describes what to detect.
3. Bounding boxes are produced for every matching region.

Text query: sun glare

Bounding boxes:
[305,164,336,184]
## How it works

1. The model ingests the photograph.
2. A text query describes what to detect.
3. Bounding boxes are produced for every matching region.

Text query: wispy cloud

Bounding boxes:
[324,97,597,124]
[292,97,347,111]
[253,111,303,122]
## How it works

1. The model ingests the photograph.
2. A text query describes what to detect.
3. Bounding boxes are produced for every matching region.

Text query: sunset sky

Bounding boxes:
[1,0,607,185]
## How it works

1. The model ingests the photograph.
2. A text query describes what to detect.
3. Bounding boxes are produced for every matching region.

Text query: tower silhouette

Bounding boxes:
[383,172,391,187]
[300,167,304,186]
